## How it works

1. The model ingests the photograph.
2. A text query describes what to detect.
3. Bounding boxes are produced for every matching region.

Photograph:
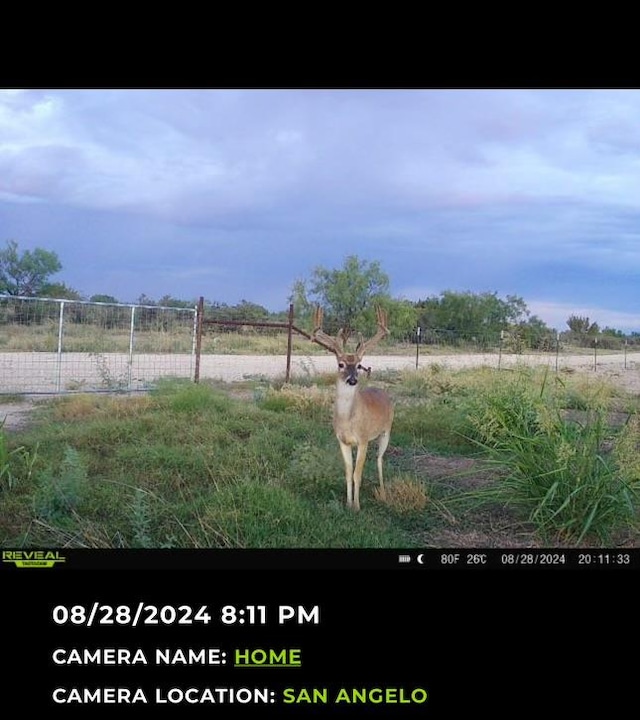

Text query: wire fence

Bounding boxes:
[1,295,639,395]
[0,296,197,394]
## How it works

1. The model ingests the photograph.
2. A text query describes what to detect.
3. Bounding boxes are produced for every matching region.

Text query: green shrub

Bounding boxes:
[0,422,38,492]
[34,446,88,521]
[465,370,640,543]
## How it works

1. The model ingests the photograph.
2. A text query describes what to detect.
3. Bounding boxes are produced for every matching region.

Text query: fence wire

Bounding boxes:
[2,295,639,395]
[0,296,197,394]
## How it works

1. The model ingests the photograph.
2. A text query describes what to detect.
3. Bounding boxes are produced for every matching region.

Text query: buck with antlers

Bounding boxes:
[311,306,394,511]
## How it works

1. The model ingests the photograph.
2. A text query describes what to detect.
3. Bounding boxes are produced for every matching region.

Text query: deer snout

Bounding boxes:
[340,364,359,386]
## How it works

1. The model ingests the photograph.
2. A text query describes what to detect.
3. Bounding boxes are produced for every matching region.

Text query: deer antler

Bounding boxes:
[311,306,345,355]
[355,306,389,359]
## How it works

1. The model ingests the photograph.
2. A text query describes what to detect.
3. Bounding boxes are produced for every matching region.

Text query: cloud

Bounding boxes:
[1,89,639,326]
[3,89,640,219]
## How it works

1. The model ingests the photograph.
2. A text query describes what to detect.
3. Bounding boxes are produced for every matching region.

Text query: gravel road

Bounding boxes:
[1,350,639,431]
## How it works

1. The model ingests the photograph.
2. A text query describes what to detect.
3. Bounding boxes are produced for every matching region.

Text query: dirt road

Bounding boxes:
[1,351,639,431]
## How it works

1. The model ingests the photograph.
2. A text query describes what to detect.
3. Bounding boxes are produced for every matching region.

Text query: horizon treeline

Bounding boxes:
[1,241,638,349]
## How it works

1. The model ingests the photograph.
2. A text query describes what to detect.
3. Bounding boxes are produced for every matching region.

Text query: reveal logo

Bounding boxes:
[2,550,66,568]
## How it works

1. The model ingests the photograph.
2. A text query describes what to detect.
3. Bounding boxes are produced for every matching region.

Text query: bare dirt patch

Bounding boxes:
[1,349,640,393]
[0,396,48,432]
[408,452,540,548]
[413,452,495,491]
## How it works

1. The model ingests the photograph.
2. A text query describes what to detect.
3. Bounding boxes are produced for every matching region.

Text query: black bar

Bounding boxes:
[2,548,639,571]
[3,552,636,716]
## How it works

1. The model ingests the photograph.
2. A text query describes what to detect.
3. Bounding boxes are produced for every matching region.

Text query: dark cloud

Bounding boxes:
[1,88,639,329]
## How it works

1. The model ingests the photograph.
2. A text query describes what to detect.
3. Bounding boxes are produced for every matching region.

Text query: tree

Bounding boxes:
[40,282,83,300]
[229,300,270,322]
[90,294,120,304]
[157,295,197,309]
[307,255,390,339]
[415,291,530,341]
[566,315,599,335]
[383,298,419,342]
[598,326,626,350]
[136,293,156,307]
[511,314,556,351]
[0,240,62,296]
[566,314,600,348]
[288,278,312,326]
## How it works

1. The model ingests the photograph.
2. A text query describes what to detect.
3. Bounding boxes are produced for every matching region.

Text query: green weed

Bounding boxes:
[34,446,88,521]
[463,368,640,544]
[0,421,38,492]
[3,366,639,548]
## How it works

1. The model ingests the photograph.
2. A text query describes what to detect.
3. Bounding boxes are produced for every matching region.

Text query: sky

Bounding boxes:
[1,88,639,332]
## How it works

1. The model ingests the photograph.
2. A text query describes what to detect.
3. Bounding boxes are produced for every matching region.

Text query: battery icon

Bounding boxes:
[398,554,412,563]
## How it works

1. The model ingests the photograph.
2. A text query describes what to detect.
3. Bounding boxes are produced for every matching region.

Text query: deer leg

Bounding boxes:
[376,431,390,501]
[338,441,354,508]
[352,441,369,512]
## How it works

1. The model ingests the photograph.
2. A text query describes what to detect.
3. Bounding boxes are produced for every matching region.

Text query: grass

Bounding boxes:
[5,316,633,357]
[1,367,639,548]
[0,419,38,492]
[0,380,416,547]
[0,321,197,353]
[461,367,640,544]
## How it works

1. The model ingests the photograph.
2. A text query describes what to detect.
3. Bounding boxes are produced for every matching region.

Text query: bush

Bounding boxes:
[464,369,640,544]
[34,446,88,521]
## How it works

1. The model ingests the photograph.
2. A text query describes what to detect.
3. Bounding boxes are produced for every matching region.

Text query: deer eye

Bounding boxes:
[338,362,345,369]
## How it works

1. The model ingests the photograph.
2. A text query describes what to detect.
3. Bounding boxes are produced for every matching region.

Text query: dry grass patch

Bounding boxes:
[50,393,154,422]
[376,475,428,514]
[263,384,333,413]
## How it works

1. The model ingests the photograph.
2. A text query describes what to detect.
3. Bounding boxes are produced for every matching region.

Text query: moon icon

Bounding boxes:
[417,554,424,564]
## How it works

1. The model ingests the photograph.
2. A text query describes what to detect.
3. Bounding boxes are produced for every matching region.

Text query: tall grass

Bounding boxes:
[2,367,639,548]
[1,380,414,548]
[0,420,38,492]
[464,368,640,543]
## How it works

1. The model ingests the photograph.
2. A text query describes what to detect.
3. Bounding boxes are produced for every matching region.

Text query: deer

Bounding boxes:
[311,306,394,511]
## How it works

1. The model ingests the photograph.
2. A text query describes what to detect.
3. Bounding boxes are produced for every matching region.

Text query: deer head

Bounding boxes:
[311,306,389,385]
